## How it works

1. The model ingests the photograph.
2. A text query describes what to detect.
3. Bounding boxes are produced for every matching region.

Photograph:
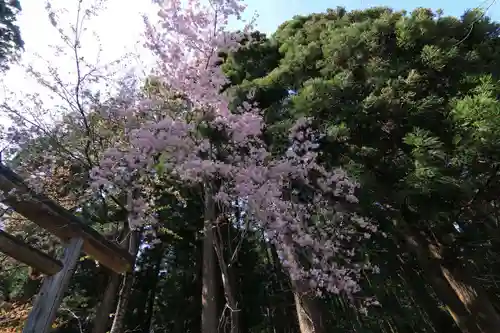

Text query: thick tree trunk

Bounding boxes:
[282,236,325,333]
[92,272,120,333]
[398,221,500,333]
[291,280,325,333]
[202,183,218,333]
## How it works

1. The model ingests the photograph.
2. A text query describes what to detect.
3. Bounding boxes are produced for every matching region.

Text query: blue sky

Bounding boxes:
[2,0,499,126]
[9,0,500,70]
[245,0,500,33]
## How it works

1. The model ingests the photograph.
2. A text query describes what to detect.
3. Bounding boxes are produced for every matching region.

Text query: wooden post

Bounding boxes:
[23,237,83,333]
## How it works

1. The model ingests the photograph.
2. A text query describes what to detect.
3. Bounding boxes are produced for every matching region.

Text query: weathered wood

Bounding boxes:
[0,230,62,275]
[23,237,83,333]
[0,164,134,273]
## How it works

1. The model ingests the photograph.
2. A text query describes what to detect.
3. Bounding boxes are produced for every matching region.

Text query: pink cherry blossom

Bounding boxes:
[90,0,379,300]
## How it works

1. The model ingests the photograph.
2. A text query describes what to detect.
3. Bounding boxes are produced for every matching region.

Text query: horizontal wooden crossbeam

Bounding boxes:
[0,164,134,274]
[0,230,63,276]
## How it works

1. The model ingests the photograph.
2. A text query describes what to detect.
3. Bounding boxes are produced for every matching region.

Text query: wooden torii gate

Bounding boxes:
[0,164,135,332]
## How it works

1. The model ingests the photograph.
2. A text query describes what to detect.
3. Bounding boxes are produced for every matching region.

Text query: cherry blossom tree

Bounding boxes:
[0,0,380,331]
[90,0,379,332]
[0,2,151,331]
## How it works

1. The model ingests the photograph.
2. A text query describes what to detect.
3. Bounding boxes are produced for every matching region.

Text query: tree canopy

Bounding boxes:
[2,3,500,333]
[0,0,23,70]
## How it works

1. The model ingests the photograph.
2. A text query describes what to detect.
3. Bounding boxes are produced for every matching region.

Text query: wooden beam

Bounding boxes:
[23,237,83,333]
[0,230,63,275]
[0,164,134,274]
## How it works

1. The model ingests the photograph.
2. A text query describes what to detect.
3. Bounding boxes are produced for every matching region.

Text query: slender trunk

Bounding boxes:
[379,229,460,333]
[93,224,130,333]
[398,221,500,333]
[109,230,140,333]
[264,237,297,333]
[109,272,134,333]
[213,226,240,333]
[202,182,218,333]
[400,256,461,333]
[142,245,164,332]
[92,272,120,333]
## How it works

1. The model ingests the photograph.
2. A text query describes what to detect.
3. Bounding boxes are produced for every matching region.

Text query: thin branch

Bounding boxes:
[60,307,84,333]
[72,0,95,167]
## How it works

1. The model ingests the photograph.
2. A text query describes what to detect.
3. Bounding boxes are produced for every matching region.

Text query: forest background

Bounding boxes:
[1,1,500,333]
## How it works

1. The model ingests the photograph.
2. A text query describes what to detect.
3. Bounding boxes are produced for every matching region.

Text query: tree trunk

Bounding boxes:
[202,183,218,333]
[264,237,298,333]
[213,225,240,333]
[282,236,325,333]
[141,245,164,332]
[398,221,500,333]
[399,254,461,333]
[92,272,120,333]
[109,230,140,333]
[291,281,325,333]
[93,223,130,333]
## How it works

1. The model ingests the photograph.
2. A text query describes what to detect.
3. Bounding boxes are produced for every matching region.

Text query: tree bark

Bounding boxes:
[398,221,500,333]
[264,237,298,333]
[141,245,164,332]
[213,225,240,333]
[399,252,461,333]
[202,183,218,333]
[109,230,140,333]
[282,236,325,333]
[291,281,325,333]
[92,272,120,333]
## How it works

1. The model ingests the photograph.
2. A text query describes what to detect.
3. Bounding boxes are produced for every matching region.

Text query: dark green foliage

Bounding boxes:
[224,5,500,233]
[0,0,23,70]
[221,5,500,332]
[6,5,500,333]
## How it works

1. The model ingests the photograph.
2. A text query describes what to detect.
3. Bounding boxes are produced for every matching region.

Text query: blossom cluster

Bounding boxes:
[91,0,378,297]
